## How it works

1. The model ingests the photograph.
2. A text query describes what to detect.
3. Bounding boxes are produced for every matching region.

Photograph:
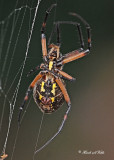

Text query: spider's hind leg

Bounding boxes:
[18,72,43,124]
[35,77,71,153]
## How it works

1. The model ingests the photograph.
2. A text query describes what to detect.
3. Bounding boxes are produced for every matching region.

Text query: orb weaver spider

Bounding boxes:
[18,4,91,152]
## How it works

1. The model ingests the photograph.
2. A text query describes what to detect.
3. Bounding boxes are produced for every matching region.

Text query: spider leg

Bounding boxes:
[35,78,71,154]
[48,20,84,62]
[56,23,60,45]
[18,72,43,124]
[48,22,61,46]
[26,63,46,77]
[35,106,71,154]
[69,12,91,50]
[27,65,40,77]
[18,86,32,124]
[52,21,85,49]
[58,49,89,65]
[55,78,71,105]
[53,18,91,65]
[55,69,76,81]
[48,20,87,65]
[43,67,75,82]
[41,4,57,61]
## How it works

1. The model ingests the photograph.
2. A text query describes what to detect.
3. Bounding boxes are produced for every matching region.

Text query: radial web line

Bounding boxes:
[0,20,9,88]
[10,95,32,160]
[0,3,36,90]
[6,62,23,95]
[0,92,10,134]
[0,88,11,134]
[1,0,19,85]
[10,127,20,160]
[0,0,42,156]
[0,22,6,61]
[10,0,42,109]
[0,61,23,132]
[0,5,36,25]
[32,113,44,160]
[3,1,30,90]
[0,1,35,133]
[0,0,28,152]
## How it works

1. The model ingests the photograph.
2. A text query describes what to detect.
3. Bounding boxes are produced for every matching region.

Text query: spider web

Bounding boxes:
[0,0,74,159]
[0,0,42,159]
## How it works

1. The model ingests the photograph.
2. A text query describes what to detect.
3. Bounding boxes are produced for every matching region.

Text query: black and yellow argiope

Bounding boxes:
[18,4,91,152]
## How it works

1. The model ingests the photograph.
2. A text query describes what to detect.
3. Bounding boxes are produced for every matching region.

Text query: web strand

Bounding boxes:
[0,0,42,157]
[3,4,28,90]
[1,0,19,85]
[32,113,44,160]
[0,0,69,159]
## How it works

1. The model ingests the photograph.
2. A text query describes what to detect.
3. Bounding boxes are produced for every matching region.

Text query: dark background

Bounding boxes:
[0,0,114,160]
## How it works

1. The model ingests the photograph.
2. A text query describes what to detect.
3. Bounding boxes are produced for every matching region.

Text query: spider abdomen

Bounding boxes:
[33,77,65,113]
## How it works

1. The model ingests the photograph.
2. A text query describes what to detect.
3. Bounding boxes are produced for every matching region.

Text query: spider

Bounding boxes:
[18,4,91,152]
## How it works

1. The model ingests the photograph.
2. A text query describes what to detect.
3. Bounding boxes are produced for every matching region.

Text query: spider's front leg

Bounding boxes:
[60,49,89,65]
[27,63,46,77]
[41,4,57,62]
[55,12,91,65]
[27,65,40,77]
[18,72,43,124]
[55,69,76,81]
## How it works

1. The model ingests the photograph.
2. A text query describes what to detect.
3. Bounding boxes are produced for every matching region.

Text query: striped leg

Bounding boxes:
[55,69,76,81]
[35,78,71,154]
[41,4,57,61]
[18,72,43,124]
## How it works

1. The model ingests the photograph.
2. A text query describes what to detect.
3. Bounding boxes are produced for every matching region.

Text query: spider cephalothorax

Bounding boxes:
[18,3,91,152]
[48,43,60,59]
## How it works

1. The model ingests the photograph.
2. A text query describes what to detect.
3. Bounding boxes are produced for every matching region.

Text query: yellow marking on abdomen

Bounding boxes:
[41,81,45,92]
[49,61,53,70]
[51,83,56,96]
[39,94,43,100]
[51,97,55,103]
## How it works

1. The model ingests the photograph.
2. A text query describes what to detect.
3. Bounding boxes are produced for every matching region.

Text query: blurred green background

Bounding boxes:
[0,0,114,160]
